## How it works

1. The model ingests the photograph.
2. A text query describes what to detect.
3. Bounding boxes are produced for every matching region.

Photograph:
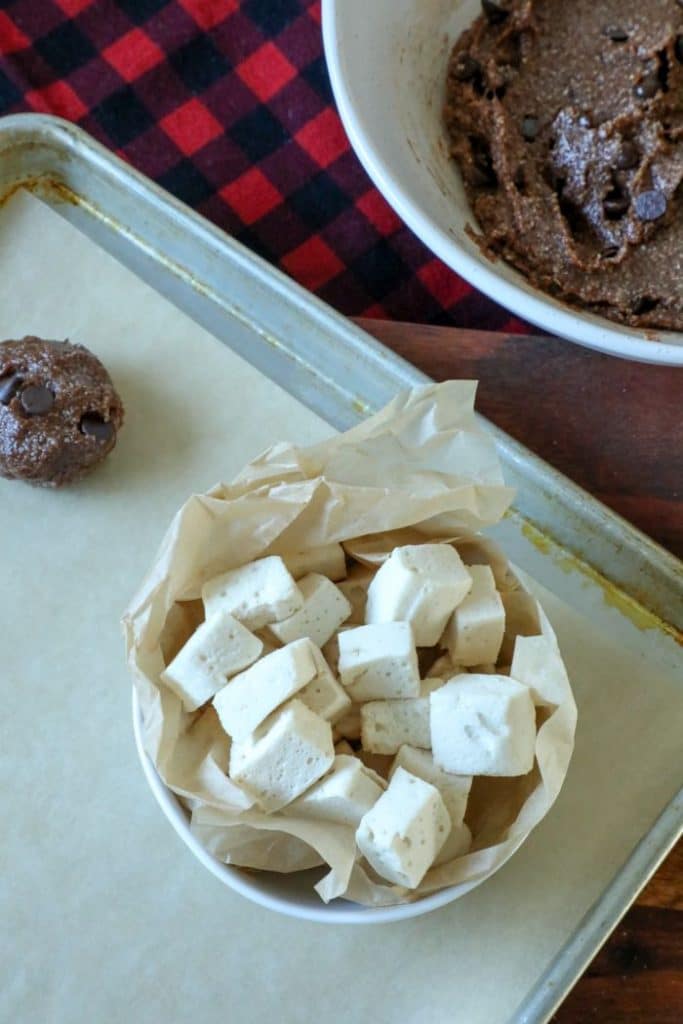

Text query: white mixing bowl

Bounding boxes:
[322,0,683,365]
[132,687,479,923]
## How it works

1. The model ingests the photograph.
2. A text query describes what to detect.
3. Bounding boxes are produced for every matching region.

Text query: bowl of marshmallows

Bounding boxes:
[126,383,576,923]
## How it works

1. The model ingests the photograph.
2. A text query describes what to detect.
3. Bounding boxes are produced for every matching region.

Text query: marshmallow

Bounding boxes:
[212,638,318,740]
[510,634,570,707]
[430,674,536,776]
[289,755,384,826]
[443,564,505,667]
[161,610,263,711]
[391,745,471,819]
[336,566,375,625]
[356,767,450,888]
[360,678,443,755]
[338,622,420,701]
[269,573,351,648]
[283,543,347,582]
[365,544,473,646]
[297,645,352,723]
[334,739,356,756]
[202,556,302,630]
[333,703,362,741]
[229,699,334,812]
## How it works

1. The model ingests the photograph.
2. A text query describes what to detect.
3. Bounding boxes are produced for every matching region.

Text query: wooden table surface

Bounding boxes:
[360,319,682,1024]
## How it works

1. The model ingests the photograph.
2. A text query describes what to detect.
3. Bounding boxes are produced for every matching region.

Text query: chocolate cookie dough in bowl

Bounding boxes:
[322,0,683,363]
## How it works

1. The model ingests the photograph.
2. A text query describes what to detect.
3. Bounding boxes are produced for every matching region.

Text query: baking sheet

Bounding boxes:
[1,190,681,1024]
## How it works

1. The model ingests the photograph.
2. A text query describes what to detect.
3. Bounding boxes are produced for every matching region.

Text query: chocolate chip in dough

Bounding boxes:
[20,385,54,416]
[603,189,630,219]
[603,25,629,42]
[481,0,509,25]
[453,54,482,82]
[521,116,539,141]
[634,189,667,221]
[0,373,22,405]
[80,413,115,442]
[675,36,683,64]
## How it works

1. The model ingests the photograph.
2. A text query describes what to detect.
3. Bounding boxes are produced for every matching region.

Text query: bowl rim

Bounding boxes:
[131,686,468,923]
[321,0,683,366]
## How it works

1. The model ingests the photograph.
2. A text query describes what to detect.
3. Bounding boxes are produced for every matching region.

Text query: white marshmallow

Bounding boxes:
[161,610,263,711]
[391,745,471,822]
[334,739,356,756]
[283,543,347,582]
[365,544,473,646]
[297,645,352,723]
[212,638,318,740]
[289,754,384,826]
[443,564,505,667]
[360,679,443,755]
[268,573,351,648]
[510,633,570,707]
[431,674,536,776]
[229,699,334,812]
[336,566,375,625]
[338,622,420,701]
[333,703,362,741]
[202,556,302,630]
[356,767,450,888]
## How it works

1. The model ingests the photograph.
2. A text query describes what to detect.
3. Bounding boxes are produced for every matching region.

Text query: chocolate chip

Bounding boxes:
[634,72,660,99]
[481,0,509,25]
[603,25,628,42]
[0,372,22,405]
[80,413,115,442]
[603,189,630,219]
[676,35,683,64]
[615,141,639,169]
[602,246,620,259]
[20,385,54,415]
[521,116,539,141]
[634,189,667,221]
[453,54,482,81]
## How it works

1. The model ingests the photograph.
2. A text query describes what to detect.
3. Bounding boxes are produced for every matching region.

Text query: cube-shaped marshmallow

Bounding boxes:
[283,543,347,581]
[229,699,334,812]
[269,573,351,648]
[212,638,318,740]
[161,610,263,711]
[389,745,471,847]
[430,675,536,776]
[365,544,472,646]
[356,767,450,888]
[510,633,570,707]
[338,622,420,701]
[443,564,505,667]
[202,556,302,630]
[337,566,375,625]
[360,678,443,755]
[289,754,384,826]
[297,645,351,722]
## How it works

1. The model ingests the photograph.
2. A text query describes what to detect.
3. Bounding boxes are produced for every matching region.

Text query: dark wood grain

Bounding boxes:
[358,318,682,1024]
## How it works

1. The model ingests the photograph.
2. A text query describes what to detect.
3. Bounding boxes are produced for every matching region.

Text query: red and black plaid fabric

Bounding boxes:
[0,0,526,331]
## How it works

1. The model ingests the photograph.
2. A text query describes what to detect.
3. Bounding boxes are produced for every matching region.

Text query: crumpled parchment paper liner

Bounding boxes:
[124,381,576,906]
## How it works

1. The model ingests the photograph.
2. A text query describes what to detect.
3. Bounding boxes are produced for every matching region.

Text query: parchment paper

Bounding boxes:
[2,190,681,1024]
[125,381,576,906]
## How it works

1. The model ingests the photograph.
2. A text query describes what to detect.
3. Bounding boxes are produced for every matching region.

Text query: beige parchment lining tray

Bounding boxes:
[1,189,681,1024]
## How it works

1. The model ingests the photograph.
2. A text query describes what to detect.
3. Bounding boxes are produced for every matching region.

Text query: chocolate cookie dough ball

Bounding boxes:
[0,337,124,487]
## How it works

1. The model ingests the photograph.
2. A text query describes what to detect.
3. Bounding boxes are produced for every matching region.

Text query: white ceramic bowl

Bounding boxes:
[322,0,683,365]
[132,688,473,922]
